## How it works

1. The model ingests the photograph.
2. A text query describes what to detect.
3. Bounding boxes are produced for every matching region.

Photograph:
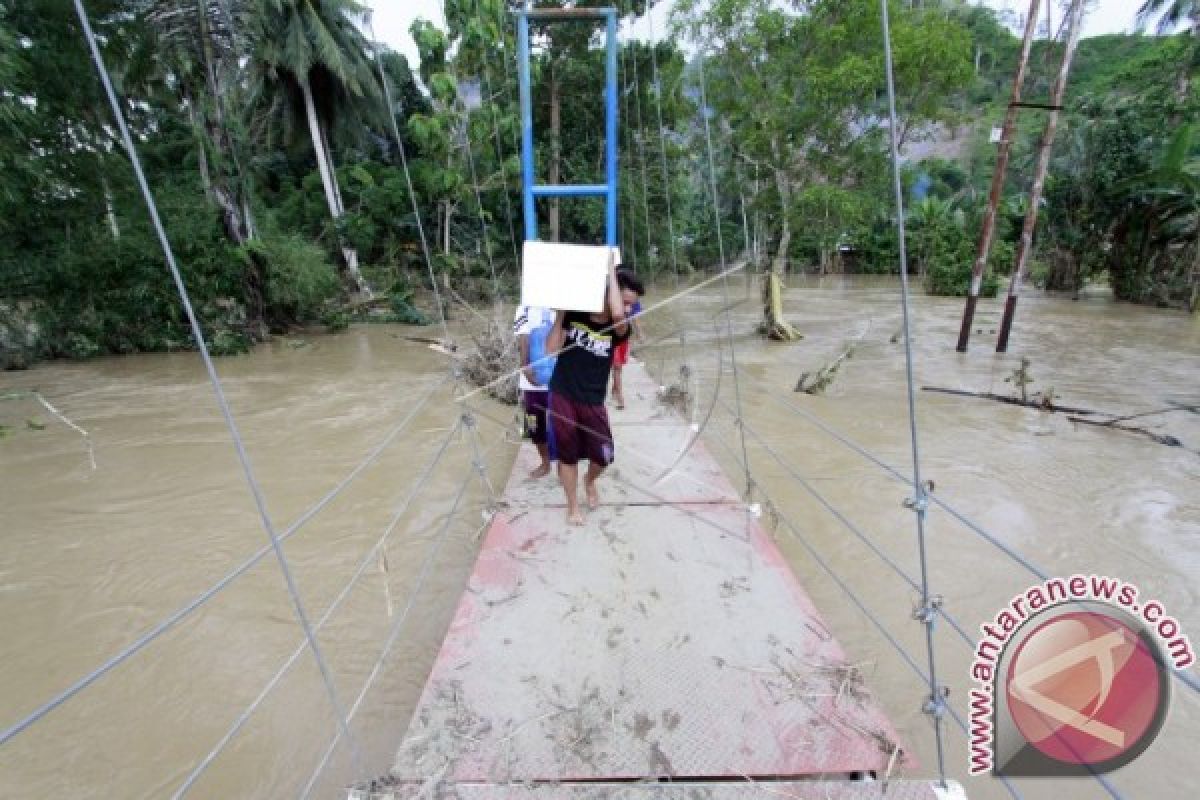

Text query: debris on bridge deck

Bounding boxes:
[354,364,963,800]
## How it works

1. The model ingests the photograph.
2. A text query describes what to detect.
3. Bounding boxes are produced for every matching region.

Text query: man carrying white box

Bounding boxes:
[521,242,638,525]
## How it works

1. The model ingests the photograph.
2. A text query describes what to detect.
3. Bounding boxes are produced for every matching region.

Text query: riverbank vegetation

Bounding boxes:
[1,1,1196,369]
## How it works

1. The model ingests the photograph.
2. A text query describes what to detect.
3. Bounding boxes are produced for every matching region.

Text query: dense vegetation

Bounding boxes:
[0,0,1196,368]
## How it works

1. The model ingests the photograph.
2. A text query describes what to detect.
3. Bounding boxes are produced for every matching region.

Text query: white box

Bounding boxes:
[520,241,618,313]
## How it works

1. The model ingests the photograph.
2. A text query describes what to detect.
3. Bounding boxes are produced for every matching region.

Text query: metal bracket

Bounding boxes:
[903,479,935,514]
[912,594,944,625]
[923,686,951,720]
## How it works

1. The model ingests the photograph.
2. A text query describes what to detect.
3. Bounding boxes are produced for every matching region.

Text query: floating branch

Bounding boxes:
[795,321,872,395]
[2,390,96,469]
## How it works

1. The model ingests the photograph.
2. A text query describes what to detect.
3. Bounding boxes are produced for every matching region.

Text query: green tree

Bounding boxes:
[142,0,255,245]
[247,0,381,295]
[674,0,972,338]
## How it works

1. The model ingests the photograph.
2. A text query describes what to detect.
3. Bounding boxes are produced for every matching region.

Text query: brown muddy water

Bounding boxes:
[1,276,1197,799]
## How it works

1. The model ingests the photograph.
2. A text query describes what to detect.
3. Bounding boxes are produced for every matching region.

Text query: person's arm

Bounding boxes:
[607,259,629,337]
[547,310,567,354]
[518,333,536,386]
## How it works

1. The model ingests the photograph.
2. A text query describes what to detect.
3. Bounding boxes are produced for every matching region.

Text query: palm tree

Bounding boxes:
[248,0,381,295]
[143,0,253,244]
[1137,0,1200,34]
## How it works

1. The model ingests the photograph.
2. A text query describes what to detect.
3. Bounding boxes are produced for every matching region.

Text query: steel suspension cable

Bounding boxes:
[0,372,450,747]
[718,404,977,650]
[471,0,521,267]
[767,389,1200,700]
[435,0,501,301]
[172,415,464,797]
[697,412,1027,799]
[68,0,364,772]
[460,106,503,299]
[645,11,681,287]
[695,51,753,498]
[625,34,656,273]
[746,481,1026,800]
[298,431,506,798]
[617,40,637,271]
[366,14,451,344]
[879,0,947,785]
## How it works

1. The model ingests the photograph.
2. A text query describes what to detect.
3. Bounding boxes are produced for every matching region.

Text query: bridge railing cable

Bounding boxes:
[365,14,451,343]
[0,374,451,748]
[707,404,1136,800]
[703,402,1129,800]
[715,401,977,651]
[695,48,754,498]
[764,390,1200,700]
[878,0,949,786]
[297,429,507,799]
[171,415,466,797]
[61,2,366,772]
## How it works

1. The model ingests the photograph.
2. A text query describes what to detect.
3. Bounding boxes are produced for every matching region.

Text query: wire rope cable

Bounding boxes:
[879,0,948,784]
[365,13,451,343]
[695,51,753,498]
[62,1,365,774]
[170,416,465,797]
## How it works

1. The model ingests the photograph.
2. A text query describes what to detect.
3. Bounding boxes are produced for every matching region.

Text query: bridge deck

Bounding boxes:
[356,365,960,799]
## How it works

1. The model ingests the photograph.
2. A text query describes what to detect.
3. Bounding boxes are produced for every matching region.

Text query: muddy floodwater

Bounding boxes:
[1,276,1197,800]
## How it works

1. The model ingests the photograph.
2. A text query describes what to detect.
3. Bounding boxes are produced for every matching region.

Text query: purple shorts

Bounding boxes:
[522,390,549,445]
[547,392,615,467]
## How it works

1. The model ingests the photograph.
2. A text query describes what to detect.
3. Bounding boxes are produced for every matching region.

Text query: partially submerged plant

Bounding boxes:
[1004,357,1034,403]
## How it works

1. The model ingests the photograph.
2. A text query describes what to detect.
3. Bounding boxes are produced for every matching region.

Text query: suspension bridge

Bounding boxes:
[2,1,1196,799]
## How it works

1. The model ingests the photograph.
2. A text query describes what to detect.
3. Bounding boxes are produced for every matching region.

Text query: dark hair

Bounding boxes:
[616,269,645,296]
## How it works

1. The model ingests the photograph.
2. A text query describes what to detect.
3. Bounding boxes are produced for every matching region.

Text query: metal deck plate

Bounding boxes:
[504,425,740,508]
[382,366,917,792]
[354,780,961,799]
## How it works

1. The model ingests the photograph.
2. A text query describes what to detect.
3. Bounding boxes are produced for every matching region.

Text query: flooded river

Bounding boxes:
[1,277,1197,799]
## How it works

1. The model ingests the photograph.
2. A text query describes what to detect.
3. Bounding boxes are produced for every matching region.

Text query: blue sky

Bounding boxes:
[366,1,1165,67]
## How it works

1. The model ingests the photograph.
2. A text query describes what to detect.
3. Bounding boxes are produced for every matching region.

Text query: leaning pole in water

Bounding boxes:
[956,0,1042,352]
[995,0,1087,353]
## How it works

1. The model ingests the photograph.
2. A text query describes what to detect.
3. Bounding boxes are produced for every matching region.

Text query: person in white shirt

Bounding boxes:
[513,304,556,478]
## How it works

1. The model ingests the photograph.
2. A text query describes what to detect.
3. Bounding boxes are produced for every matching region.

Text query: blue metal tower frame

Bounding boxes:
[516,6,619,246]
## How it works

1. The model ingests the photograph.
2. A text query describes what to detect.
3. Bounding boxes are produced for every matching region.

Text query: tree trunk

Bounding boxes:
[301,77,368,296]
[197,4,250,246]
[102,177,120,241]
[764,161,800,341]
[770,162,791,277]
[243,198,257,241]
[302,79,343,227]
[187,100,215,202]
[549,62,561,242]
[319,121,347,216]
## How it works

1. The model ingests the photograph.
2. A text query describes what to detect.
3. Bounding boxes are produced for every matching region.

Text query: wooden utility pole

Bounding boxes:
[956,0,1042,352]
[996,0,1087,353]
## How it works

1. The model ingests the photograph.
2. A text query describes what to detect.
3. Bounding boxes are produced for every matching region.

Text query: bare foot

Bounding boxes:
[585,481,600,510]
[567,508,585,527]
[529,462,551,480]
[614,394,625,410]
